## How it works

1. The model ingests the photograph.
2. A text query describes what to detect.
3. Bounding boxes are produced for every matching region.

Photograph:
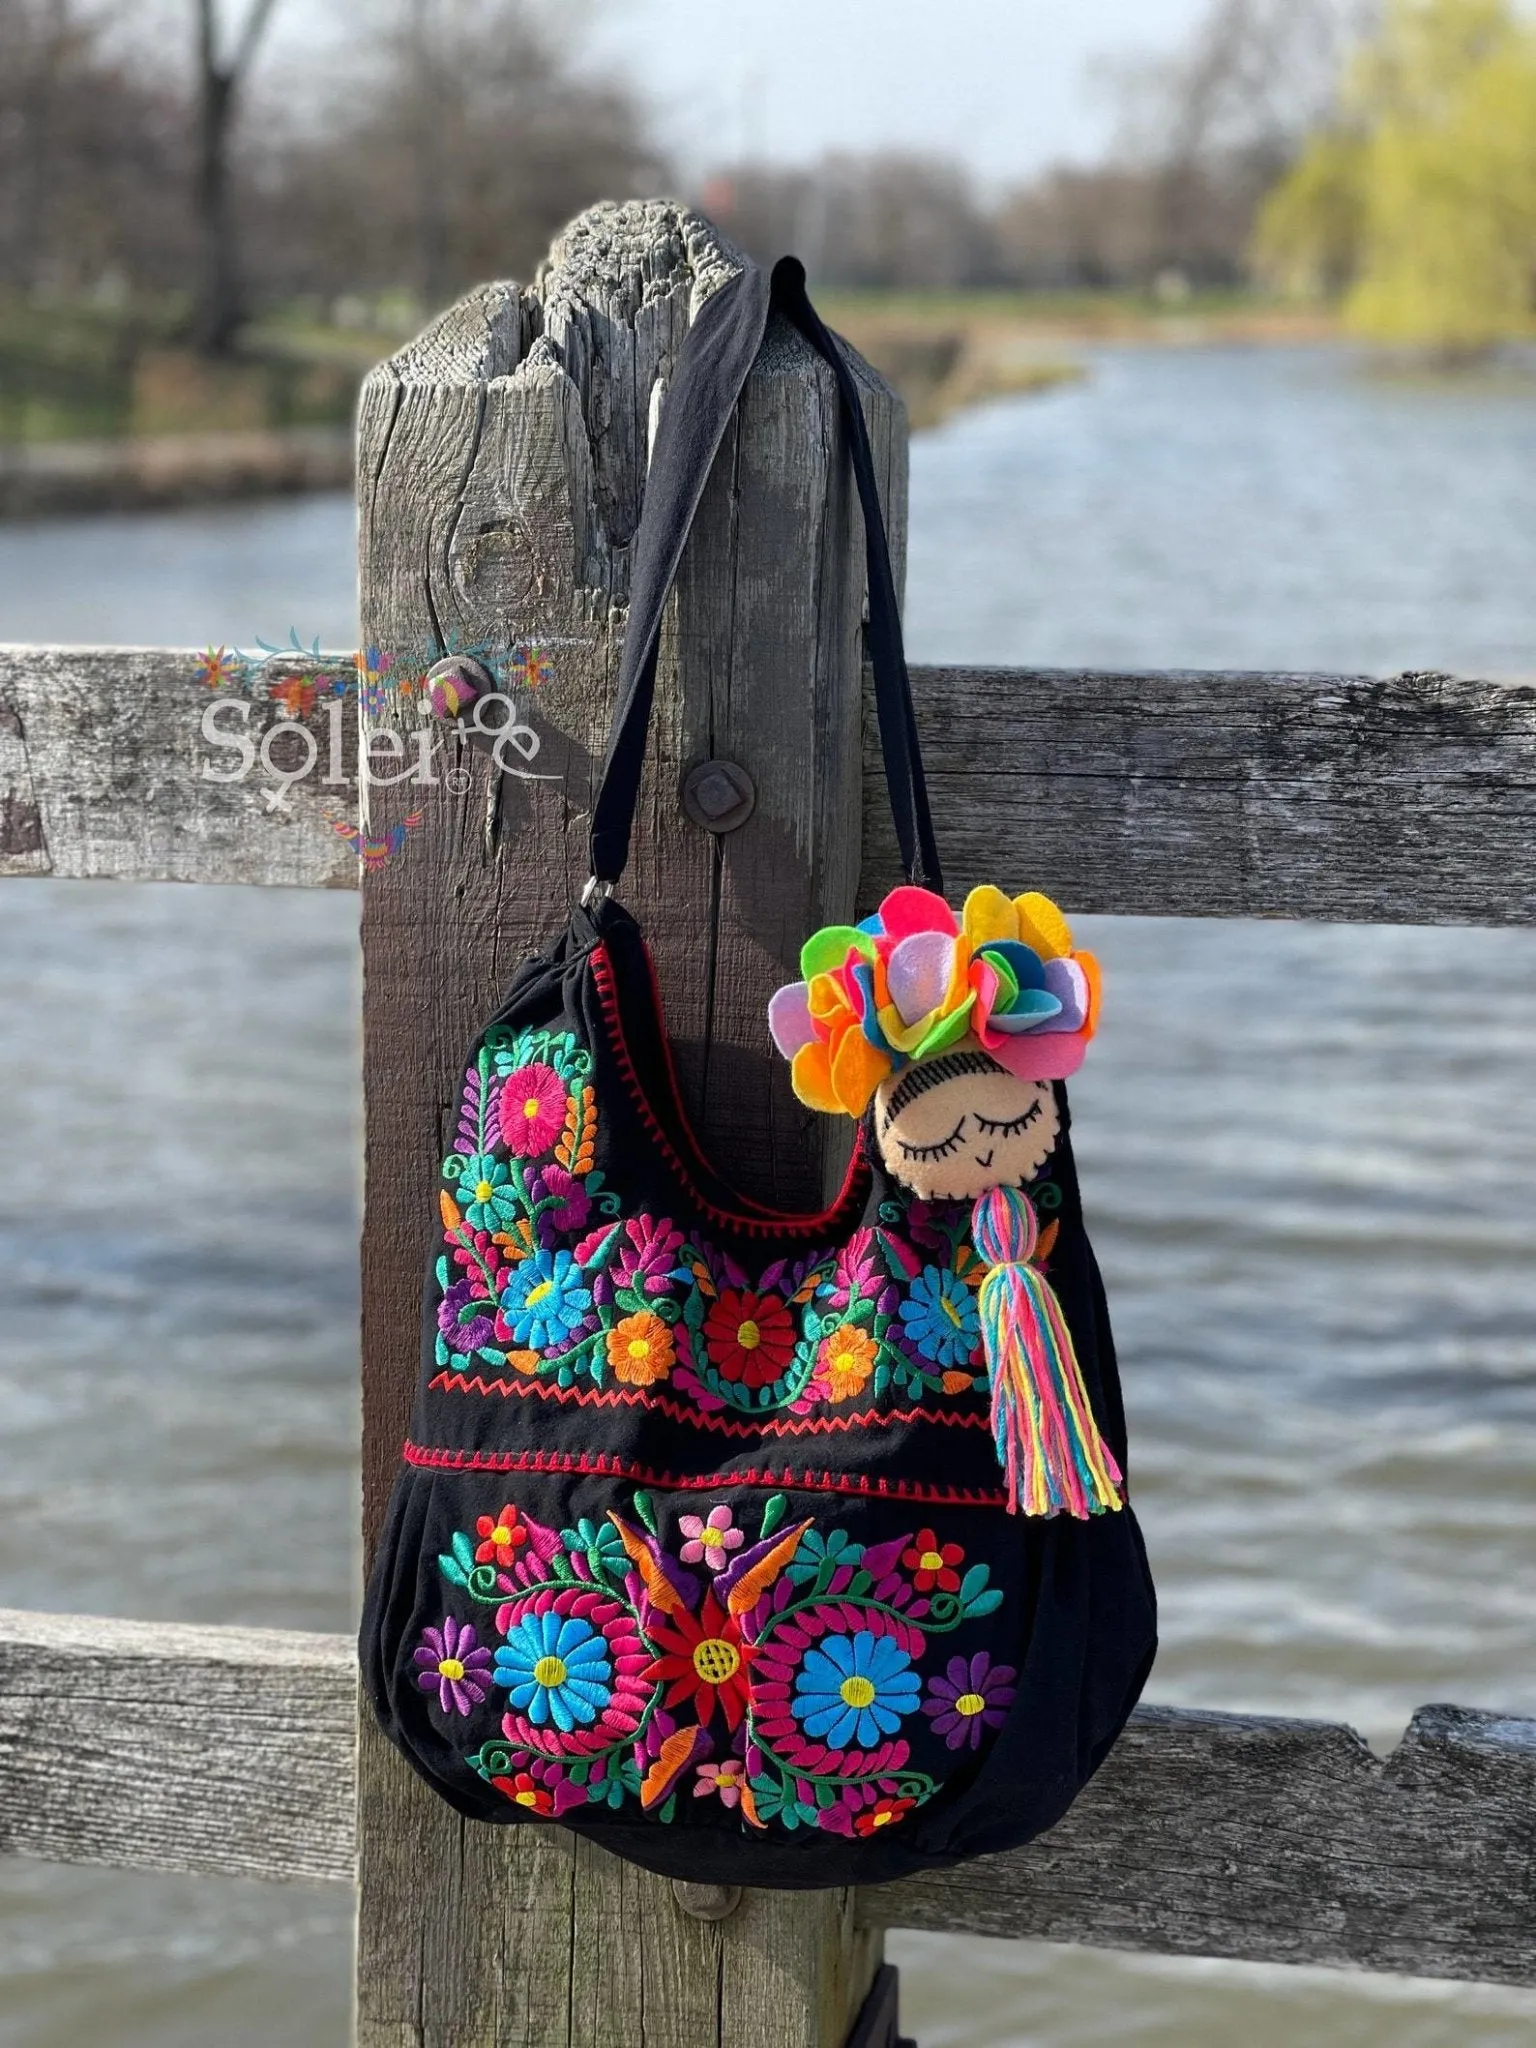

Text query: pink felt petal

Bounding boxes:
[1037,957,1089,1033]
[886,931,955,1026]
[767,983,816,1058]
[879,885,958,942]
[990,1030,1087,1083]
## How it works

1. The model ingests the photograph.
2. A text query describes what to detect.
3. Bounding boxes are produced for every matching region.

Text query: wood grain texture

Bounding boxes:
[7,654,1536,927]
[864,1701,1536,1988]
[875,664,1536,924]
[0,1608,355,1886]
[354,197,897,2048]
[6,1619,1536,1995]
[0,647,355,886]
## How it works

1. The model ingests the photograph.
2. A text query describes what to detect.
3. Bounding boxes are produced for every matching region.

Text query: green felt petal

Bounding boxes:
[800,925,875,978]
[983,953,1020,1007]
[912,993,975,1060]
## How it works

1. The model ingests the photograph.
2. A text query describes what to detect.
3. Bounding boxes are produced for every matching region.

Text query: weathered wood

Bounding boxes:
[6,1615,1536,1993]
[0,647,354,887]
[354,197,896,2048]
[7,650,1536,927]
[868,665,1536,924]
[0,1607,355,1886]
[864,1701,1536,1988]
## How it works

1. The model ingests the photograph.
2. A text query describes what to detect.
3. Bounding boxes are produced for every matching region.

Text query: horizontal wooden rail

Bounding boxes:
[4,1607,1533,1986]
[4,649,1533,923]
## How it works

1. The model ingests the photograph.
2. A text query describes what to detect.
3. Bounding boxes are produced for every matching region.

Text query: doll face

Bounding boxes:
[874,1053,1060,1202]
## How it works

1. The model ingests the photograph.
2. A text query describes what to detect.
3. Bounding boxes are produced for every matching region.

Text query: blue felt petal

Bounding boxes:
[990,988,1064,1032]
[978,939,1047,990]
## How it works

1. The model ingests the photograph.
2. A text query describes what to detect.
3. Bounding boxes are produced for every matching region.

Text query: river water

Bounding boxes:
[2,345,1535,2047]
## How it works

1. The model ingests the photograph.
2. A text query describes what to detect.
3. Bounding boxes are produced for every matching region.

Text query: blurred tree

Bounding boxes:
[1257,0,1536,353]
[192,0,282,354]
[256,0,665,307]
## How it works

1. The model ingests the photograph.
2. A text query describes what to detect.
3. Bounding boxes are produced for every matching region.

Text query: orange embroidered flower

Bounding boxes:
[607,1310,675,1386]
[474,1503,529,1566]
[900,1526,965,1594]
[818,1322,876,1402]
[704,1289,796,1389]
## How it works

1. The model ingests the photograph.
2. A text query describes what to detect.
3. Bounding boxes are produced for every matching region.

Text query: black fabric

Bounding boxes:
[588,257,941,894]
[360,258,1156,1887]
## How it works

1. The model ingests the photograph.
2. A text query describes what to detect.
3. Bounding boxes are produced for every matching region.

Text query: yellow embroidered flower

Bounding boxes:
[818,1322,876,1402]
[607,1310,675,1387]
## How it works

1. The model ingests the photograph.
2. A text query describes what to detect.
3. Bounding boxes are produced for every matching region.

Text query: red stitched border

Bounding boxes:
[403,1439,1007,1507]
[428,1369,989,1437]
[591,942,870,1239]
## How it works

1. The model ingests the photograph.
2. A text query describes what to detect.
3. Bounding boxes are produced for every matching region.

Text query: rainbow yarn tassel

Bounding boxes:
[972,1186,1124,1519]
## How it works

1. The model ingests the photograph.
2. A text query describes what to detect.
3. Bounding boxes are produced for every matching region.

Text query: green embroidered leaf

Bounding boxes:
[760,1493,787,1539]
[438,1545,471,1590]
[568,1761,591,1786]
[658,1793,678,1825]
[962,1587,1004,1617]
[632,1489,659,1536]
[849,1570,873,1597]
[958,1563,991,1605]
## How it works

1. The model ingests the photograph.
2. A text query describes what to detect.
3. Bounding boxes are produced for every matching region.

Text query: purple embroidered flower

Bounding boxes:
[531,1163,591,1237]
[414,1616,494,1715]
[923,1651,1016,1750]
[438,1277,497,1355]
[615,1214,684,1295]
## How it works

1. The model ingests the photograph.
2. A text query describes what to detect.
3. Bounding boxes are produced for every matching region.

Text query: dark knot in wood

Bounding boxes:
[671,1880,743,1921]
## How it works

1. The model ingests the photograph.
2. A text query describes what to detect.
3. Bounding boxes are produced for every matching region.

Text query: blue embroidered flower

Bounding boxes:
[791,1628,920,1750]
[459,1153,519,1232]
[494,1609,612,1731]
[786,1527,864,1586]
[898,1265,979,1368]
[500,1247,592,1349]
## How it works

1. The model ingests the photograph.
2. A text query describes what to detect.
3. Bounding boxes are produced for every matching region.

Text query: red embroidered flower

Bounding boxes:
[492,1771,554,1815]
[703,1288,795,1389]
[852,1794,916,1836]
[474,1503,529,1565]
[644,1589,755,1732]
[498,1063,567,1158]
[900,1527,964,1593]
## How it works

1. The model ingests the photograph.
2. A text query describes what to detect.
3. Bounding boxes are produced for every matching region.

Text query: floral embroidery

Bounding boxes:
[678,1504,743,1570]
[432,1025,1044,1421]
[427,1489,1009,1835]
[413,1617,493,1715]
[923,1652,1016,1750]
[901,1527,965,1594]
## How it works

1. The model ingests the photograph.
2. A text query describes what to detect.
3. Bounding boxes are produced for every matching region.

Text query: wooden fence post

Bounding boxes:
[354,200,903,2047]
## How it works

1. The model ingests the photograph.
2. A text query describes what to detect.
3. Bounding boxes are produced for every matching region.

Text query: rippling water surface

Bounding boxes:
[2,345,1534,2047]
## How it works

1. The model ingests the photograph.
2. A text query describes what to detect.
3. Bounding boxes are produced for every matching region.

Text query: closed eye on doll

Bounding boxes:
[974,1101,1043,1138]
[896,1117,967,1161]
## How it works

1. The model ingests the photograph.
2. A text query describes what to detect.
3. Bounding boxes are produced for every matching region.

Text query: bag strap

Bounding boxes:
[585,254,943,898]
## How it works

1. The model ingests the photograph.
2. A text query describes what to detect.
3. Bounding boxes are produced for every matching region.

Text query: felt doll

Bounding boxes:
[767,884,1121,1519]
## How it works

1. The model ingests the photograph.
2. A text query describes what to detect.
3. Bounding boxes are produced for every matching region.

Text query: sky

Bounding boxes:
[255,0,1216,190]
[579,0,1213,185]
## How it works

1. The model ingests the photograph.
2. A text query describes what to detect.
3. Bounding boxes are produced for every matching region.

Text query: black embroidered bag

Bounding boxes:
[361,257,1156,1887]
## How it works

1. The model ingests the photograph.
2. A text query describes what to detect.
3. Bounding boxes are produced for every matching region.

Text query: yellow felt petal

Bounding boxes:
[791,1038,839,1112]
[878,1001,937,1054]
[1013,890,1073,961]
[962,885,1017,950]
[830,1028,890,1116]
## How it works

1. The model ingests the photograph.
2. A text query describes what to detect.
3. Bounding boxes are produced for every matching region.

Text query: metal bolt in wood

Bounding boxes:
[682,757,756,834]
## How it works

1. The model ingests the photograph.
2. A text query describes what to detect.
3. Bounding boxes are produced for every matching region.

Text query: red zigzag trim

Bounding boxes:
[402,1439,1007,1507]
[428,1370,989,1438]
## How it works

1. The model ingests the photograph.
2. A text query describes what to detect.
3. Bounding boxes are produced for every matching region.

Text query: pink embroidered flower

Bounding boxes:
[678,1504,744,1571]
[693,1759,745,1808]
[531,1163,590,1235]
[616,1213,685,1294]
[497,1063,567,1157]
[413,1616,493,1715]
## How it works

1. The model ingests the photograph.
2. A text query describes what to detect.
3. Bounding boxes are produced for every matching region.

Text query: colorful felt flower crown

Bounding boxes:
[768,884,1100,1118]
